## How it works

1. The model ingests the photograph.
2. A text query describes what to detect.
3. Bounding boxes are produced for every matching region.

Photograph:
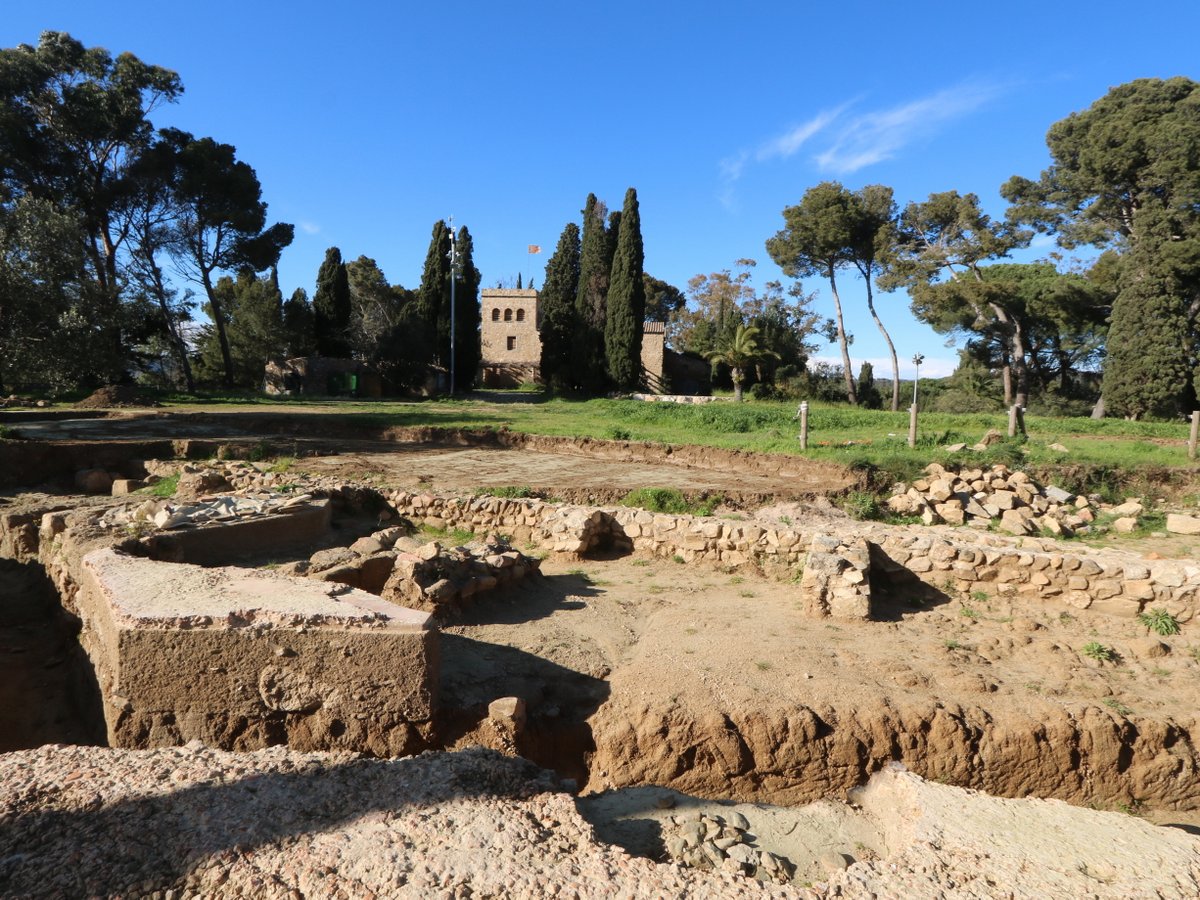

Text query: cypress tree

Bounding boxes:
[1103,254,1192,419]
[313,247,351,356]
[453,225,482,390]
[605,187,646,391]
[573,194,611,393]
[416,220,452,369]
[539,222,581,391]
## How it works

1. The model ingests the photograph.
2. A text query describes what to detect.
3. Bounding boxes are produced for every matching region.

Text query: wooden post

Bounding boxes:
[799,401,809,450]
[1190,410,1200,460]
[908,403,918,448]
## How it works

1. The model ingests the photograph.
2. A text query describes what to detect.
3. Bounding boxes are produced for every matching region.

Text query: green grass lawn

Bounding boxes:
[141,392,1200,484]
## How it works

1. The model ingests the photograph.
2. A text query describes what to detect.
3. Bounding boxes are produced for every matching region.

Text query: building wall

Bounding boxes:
[640,325,666,390]
[481,290,541,366]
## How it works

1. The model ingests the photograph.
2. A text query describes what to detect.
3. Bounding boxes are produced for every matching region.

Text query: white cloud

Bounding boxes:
[815,81,1005,175]
[754,105,848,164]
[719,80,1007,190]
[299,221,321,235]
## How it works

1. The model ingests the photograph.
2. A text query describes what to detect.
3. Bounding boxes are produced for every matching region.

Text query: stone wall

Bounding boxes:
[383,489,1199,622]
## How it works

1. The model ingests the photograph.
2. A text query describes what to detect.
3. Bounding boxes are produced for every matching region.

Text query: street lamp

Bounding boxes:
[912,353,925,408]
[446,217,462,394]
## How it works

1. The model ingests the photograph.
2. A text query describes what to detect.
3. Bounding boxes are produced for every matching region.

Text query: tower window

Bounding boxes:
[504,309,513,321]
[507,336,516,351]
[491,308,500,321]
[516,308,525,322]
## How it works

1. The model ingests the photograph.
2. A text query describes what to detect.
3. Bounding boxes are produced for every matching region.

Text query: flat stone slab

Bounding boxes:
[83,548,430,631]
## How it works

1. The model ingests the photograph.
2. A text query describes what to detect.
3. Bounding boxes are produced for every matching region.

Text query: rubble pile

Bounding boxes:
[97,490,315,532]
[662,809,795,884]
[885,463,1145,537]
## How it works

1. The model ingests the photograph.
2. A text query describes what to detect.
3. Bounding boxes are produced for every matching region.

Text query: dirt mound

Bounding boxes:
[74,385,159,409]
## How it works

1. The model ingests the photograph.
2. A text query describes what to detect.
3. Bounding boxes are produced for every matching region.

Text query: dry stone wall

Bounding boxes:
[384,489,1200,622]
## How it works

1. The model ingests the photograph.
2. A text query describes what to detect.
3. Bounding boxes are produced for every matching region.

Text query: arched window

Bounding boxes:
[504,309,513,321]
[516,308,525,322]
[491,308,500,321]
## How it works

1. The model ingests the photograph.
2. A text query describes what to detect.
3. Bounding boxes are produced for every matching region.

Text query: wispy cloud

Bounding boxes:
[298,220,321,236]
[719,79,1007,197]
[815,81,1004,174]
[754,105,850,165]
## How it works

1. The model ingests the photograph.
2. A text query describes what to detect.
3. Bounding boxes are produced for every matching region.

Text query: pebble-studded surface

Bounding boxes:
[0,744,806,899]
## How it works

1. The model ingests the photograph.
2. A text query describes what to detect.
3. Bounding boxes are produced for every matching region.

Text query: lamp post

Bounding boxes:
[911,353,925,407]
[446,217,461,394]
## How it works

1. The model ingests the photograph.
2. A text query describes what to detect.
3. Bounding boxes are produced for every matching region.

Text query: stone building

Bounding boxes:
[479,288,699,392]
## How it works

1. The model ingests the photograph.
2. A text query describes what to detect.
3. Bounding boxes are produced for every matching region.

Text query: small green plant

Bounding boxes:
[739,590,756,598]
[840,490,881,521]
[729,575,745,585]
[1102,697,1133,716]
[0,424,20,440]
[971,590,989,604]
[755,660,773,671]
[1137,608,1180,636]
[419,524,474,546]
[139,473,180,498]
[619,487,718,516]
[944,639,962,650]
[632,559,650,567]
[672,554,685,564]
[608,426,632,441]
[1081,641,1117,663]
[268,456,295,474]
[1058,611,1076,625]
[959,604,979,620]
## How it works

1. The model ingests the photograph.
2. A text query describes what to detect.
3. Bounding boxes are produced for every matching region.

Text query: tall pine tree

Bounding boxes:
[416,220,452,373]
[605,188,646,391]
[313,247,351,356]
[573,194,611,394]
[452,225,482,390]
[539,222,581,391]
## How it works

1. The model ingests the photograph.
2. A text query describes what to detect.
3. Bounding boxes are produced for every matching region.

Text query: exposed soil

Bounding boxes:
[73,385,160,409]
[439,552,1200,815]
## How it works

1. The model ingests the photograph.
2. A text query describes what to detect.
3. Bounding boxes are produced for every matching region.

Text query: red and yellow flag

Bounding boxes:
[527,244,541,254]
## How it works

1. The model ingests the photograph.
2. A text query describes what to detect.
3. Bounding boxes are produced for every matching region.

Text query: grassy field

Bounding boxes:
[142,390,1200,489]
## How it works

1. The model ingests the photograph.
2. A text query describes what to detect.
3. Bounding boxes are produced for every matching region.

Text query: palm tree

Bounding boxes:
[705,324,778,402]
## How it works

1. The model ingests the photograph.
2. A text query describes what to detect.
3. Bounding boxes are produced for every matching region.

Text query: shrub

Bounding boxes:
[841,490,881,521]
[1081,641,1118,663]
[475,485,536,499]
[619,487,720,516]
[1138,608,1180,636]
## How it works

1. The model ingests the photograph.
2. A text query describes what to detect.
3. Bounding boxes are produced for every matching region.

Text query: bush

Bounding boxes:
[1138,608,1180,636]
[619,487,720,516]
[841,490,881,520]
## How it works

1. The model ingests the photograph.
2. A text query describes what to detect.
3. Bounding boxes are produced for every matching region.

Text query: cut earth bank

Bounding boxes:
[2,417,1200,895]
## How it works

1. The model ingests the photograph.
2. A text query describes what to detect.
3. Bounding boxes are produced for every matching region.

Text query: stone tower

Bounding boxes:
[479,289,541,387]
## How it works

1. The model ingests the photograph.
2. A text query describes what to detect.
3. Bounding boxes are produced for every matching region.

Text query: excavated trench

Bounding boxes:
[1,448,1198,854]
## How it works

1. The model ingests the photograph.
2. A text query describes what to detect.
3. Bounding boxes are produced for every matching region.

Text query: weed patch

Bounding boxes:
[1138,608,1180,636]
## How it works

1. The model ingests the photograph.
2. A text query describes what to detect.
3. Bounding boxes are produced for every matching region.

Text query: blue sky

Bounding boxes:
[6,1,1200,378]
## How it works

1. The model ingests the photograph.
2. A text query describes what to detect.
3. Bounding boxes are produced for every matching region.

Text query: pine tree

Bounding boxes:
[539,222,581,391]
[282,288,317,357]
[416,220,452,369]
[605,188,646,391]
[313,247,351,356]
[573,194,611,393]
[452,225,482,390]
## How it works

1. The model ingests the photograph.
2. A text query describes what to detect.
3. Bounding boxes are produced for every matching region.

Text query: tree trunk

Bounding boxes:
[733,367,744,403]
[147,257,195,392]
[1010,318,1031,410]
[202,270,236,389]
[1002,364,1013,407]
[864,280,900,411]
[828,269,857,404]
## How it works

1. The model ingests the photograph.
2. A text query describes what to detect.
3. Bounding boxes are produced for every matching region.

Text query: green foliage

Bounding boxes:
[539,222,581,391]
[856,362,883,409]
[1138,608,1181,636]
[1081,641,1118,663]
[605,188,646,391]
[619,487,720,517]
[415,221,452,374]
[282,288,317,358]
[194,270,285,387]
[313,247,352,357]
[840,490,881,521]
[139,473,179,498]
[573,194,611,394]
[0,424,18,440]
[419,524,475,546]
[704,324,779,402]
[451,226,482,390]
